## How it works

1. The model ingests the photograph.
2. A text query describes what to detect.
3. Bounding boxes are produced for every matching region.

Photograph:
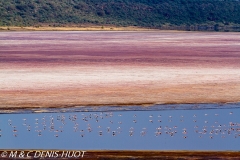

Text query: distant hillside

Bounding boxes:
[1,0,240,30]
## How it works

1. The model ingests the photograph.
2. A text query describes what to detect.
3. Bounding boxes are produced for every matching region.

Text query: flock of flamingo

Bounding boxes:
[1,111,239,140]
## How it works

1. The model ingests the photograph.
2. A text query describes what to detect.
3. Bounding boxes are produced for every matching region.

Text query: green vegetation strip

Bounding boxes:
[1,0,240,31]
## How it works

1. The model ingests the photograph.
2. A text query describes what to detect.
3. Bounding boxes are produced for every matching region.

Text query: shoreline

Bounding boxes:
[0,26,160,32]
[1,25,240,32]
[0,150,239,159]
[0,102,239,114]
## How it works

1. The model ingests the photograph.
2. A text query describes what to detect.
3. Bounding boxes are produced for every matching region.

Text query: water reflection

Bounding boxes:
[0,107,239,150]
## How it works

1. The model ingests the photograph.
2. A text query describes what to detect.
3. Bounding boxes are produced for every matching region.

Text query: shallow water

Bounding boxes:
[1,103,240,114]
[0,104,239,150]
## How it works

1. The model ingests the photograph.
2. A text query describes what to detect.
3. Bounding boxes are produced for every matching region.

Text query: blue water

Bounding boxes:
[0,104,239,150]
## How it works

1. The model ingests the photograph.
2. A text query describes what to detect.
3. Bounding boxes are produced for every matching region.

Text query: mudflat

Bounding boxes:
[0,31,240,109]
[0,150,240,159]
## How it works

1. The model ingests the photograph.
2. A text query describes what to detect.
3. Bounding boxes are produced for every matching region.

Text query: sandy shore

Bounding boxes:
[0,26,156,31]
[0,31,240,109]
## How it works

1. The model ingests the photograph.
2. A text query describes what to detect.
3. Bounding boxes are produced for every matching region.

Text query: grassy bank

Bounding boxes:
[1,24,240,32]
[0,25,158,31]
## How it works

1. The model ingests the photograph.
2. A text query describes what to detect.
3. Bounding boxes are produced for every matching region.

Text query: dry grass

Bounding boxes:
[0,26,157,31]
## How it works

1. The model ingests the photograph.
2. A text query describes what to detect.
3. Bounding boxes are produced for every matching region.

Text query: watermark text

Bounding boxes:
[0,150,86,158]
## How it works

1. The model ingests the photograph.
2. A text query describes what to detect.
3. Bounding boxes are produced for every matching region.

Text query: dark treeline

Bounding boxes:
[1,0,240,30]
